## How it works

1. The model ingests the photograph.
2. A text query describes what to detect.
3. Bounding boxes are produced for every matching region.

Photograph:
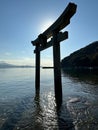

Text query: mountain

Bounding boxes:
[0,62,34,68]
[0,62,13,68]
[61,41,98,68]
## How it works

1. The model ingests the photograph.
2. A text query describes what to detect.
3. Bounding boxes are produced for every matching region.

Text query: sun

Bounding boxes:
[40,19,54,33]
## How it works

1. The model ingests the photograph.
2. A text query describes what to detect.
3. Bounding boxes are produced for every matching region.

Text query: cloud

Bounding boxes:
[2,58,35,66]
[1,54,53,66]
[41,58,53,66]
[5,52,11,56]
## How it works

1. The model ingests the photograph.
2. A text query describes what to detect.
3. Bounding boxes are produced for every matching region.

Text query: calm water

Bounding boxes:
[0,68,98,130]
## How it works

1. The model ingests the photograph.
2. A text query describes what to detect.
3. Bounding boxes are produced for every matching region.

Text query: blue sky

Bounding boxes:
[0,0,98,65]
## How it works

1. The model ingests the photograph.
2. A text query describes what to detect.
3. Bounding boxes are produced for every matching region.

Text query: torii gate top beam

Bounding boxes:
[31,3,77,47]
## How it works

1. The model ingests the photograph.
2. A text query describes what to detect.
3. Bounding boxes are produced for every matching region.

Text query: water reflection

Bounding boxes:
[62,68,98,85]
[0,97,32,130]
[34,89,75,130]
[0,68,75,130]
[62,68,98,129]
[34,90,58,129]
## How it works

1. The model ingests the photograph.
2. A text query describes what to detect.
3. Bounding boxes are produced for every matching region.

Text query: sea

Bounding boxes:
[0,68,98,130]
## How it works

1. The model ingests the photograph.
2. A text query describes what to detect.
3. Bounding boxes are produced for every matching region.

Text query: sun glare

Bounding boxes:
[40,19,54,33]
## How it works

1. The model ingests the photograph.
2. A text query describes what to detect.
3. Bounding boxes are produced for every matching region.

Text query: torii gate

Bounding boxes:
[31,3,77,103]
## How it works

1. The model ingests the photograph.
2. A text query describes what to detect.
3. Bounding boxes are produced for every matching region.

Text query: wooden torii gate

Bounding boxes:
[31,3,77,103]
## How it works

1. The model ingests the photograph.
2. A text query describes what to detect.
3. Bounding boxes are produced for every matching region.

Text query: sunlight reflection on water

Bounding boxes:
[0,68,98,130]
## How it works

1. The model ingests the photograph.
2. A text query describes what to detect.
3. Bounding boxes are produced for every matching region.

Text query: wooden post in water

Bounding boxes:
[35,44,40,92]
[53,31,62,104]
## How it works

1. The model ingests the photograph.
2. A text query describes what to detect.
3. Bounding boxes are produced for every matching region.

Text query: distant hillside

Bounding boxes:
[0,62,34,68]
[61,41,98,68]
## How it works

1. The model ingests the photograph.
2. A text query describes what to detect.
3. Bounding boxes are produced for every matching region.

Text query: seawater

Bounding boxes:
[0,68,98,130]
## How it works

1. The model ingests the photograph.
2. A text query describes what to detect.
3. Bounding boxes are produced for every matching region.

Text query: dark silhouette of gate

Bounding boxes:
[31,3,77,104]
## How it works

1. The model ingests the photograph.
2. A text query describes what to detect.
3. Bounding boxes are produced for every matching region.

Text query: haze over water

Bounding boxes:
[0,68,98,130]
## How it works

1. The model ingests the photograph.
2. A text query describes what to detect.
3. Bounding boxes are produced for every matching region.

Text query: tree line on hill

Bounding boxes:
[61,41,98,68]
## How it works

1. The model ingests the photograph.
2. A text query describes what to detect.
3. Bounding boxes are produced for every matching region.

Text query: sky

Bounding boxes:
[0,0,98,66]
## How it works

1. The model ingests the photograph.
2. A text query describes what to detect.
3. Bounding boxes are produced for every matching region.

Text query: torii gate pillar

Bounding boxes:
[35,44,40,93]
[53,31,62,103]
